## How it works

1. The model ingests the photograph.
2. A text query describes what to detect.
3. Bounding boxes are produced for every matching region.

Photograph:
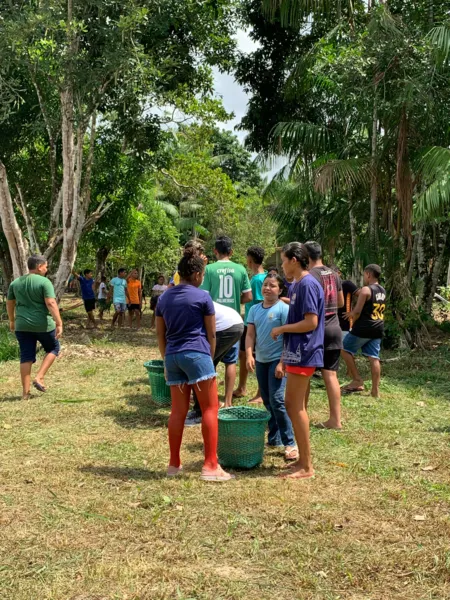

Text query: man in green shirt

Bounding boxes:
[201,236,252,407]
[7,255,63,399]
[234,246,266,402]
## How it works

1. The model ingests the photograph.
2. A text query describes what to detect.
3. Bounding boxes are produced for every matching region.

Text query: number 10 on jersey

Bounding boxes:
[219,274,234,299]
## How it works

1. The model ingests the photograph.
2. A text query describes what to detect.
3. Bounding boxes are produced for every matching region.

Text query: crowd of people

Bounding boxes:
[5,235,386,482]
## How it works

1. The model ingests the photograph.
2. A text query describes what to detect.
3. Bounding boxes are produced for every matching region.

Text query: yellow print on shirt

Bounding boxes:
[371,303,386,321]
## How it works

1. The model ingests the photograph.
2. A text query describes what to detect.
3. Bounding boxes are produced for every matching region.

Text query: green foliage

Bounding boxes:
[0,326,19,362]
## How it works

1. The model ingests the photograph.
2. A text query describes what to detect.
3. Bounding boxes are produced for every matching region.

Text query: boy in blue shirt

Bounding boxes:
[73,269,97,329]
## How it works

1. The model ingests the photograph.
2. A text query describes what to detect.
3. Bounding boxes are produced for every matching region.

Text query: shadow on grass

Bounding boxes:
[122,377,148,387]
[429,425,450,433]
[104,393,170,429]
[0,395,23,403]
[80,464,165,480]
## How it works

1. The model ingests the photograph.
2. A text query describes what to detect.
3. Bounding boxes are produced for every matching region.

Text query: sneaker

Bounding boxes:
[185,413,202,427]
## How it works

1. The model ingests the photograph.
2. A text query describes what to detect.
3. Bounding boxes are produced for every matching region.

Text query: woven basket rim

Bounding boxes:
[218,406,270,422]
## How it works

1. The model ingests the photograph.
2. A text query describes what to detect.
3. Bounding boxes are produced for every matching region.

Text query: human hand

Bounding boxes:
[271,327,282,341]
[246,355,255,373]
[56,324,63,339]
[343,311,354,321]
[9,320,15,333]
[275,363,285,379]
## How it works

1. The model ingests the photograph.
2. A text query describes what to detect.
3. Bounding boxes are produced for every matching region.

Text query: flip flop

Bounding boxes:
[341,386,364,395]
[167,466,183,477]
[284,447,299,461]
[232,391,246,398]
[32,381,47,393]
[200,467,235,482]
[313,422,343,431]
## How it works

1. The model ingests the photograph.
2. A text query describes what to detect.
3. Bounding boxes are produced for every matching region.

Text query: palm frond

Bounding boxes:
[269,121,333,158]
[179,201,203,213]
[314,158,372,194]
[427,25,450,67]
[155,200,179,218]
[415,147,450,219]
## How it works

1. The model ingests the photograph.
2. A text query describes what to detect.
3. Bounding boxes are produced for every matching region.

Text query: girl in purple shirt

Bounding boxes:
[271,242,324,481]
[156,247,233,482]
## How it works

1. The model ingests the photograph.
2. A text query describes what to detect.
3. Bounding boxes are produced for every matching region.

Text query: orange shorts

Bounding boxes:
[285,365,316,377]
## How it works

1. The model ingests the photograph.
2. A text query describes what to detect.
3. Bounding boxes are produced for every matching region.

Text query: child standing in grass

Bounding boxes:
[246,274,298,461]
[97,276,109,321]
[271,242,324,480]
[156,246,234,482]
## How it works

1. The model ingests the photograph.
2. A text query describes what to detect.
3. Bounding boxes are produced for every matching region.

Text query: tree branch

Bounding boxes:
[14,184,41,254]
[160,169,199,193]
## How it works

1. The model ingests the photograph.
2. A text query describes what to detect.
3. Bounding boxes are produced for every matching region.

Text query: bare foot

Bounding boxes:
[371,390,380,399]
[232,388,246,398]
[280,466,315,480]
[248,395,263,405]
[219,402,225,409]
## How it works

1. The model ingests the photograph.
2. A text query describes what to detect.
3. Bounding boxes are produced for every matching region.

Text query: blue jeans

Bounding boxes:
[256,360,295,447]
[165,351,216,386]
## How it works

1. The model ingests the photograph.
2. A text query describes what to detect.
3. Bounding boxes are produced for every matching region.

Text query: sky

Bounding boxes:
[212,29,259,144]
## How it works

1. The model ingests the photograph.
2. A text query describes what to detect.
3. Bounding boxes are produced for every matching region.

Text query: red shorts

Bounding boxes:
[285,365,316,377]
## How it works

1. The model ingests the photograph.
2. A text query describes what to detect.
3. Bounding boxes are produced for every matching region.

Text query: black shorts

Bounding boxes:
[84,299,96,313]
[322,349,341,372]
[150,296,159,311]
[128,304,140,312]
[240,325,248,352]
[15,330,60,364]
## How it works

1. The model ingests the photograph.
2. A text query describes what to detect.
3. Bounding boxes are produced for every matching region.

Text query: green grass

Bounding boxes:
[1,308,450,599]
[0,325,20,362]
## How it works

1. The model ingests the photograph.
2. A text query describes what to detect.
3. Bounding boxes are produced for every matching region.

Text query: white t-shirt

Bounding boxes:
[152,284,168,297]
[214,301,243,332]
[98,282,107,300]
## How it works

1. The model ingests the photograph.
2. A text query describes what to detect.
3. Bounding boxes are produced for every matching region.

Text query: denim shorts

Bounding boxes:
[165,351,216,386]
[221,340,239,365]
[343,333,381,360]
[15,330,60,364]
[114,302,127,313]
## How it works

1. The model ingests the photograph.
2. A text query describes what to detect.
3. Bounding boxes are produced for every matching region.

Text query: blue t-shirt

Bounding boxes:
[247,300,289,363]
[282,274,325,368]
[244,271,267,325]
[78,276,95,300]
[109,277,127,303]
[156,284,215,356]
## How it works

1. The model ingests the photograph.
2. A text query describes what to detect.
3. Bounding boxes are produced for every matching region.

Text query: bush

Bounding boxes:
[0,325,19,362]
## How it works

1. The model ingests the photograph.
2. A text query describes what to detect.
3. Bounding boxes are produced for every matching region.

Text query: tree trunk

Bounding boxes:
[0,239,13,293]
[407,231,419,286]
[426,226,448,314]
[95,246,109,280]
[370,92,378,253]
[446,256,450,287]
[0,160,29,279]
[349,206,359,281]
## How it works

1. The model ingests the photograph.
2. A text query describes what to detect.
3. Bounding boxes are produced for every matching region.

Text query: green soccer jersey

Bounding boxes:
[201,259,251,313]
[244,271,267,325]
[7,274,56,332]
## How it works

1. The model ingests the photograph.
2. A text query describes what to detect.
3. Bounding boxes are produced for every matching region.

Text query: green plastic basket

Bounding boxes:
[218,406,271,469]
[143,360,171,407]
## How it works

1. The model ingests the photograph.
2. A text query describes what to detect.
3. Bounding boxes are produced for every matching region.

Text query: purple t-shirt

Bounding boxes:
[282,274,325,368]
[156,284,215,356]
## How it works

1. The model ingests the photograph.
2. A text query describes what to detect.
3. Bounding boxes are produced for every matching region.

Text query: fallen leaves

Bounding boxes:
[413,515,426,521]
[421,465,437,472]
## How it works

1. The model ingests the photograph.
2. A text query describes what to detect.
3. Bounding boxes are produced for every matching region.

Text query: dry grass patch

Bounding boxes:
[1,310,450,599]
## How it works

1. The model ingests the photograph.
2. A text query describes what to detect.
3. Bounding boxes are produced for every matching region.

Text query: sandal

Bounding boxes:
[32,380,47,393]
[167,466,183,477]
[200,466,235,482]
[341,386,364,395]
[284,446,299,461]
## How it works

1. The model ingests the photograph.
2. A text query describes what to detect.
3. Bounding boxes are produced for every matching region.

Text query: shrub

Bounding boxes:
[0,325,19,362]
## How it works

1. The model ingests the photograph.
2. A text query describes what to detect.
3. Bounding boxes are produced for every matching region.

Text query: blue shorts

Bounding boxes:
[165,351,216,386]
[221,340,239,365]
[343,333,381,360]
[15,330,60,364]
[114,303,127,313]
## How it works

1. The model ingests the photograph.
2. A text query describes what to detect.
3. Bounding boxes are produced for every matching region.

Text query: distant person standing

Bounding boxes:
[201,236,252,407]
[234,246,266,402]
[97,275,109,321]
[109,268,128,328]
[305,241,344,430]
[337,273,358,339]
[150,275,168,329]
[126,269,143,329]
[6,255,63,399]
[73,269,97,329]
[342,264,386,398]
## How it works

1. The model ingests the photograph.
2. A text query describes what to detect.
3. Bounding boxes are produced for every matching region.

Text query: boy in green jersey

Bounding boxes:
[201,236,252,406]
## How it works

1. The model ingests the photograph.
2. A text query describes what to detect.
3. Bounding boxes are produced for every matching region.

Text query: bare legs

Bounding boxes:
[233,351,262,402]
[283,372,314,479]
[320,369,342,429]
[224,363,236,408]
[19,352,58,399]
[341,351,380,398]
[87,310,97,329]
[112,311,124,328]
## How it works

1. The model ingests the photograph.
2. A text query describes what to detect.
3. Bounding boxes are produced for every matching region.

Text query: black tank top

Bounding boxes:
[351,284,386,339]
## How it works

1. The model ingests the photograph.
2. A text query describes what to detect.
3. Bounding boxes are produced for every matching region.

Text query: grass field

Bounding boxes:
[1,306,450,599]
